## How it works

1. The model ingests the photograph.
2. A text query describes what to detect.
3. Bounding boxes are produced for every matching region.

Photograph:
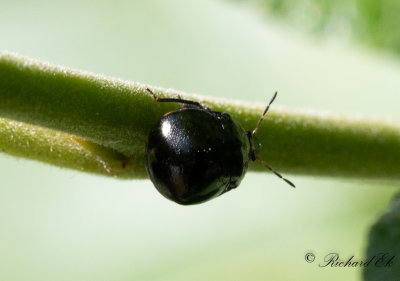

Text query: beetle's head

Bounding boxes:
[247,131,260,162]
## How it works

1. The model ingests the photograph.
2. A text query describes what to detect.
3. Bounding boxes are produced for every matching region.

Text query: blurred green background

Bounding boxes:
[234,0,400,54]
[0,0,399,280]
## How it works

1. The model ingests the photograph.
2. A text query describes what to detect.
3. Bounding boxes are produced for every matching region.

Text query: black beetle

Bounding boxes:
[145,88,294,205]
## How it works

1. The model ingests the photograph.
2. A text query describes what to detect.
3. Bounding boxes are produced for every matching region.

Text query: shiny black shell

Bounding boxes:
[145,108,255,205]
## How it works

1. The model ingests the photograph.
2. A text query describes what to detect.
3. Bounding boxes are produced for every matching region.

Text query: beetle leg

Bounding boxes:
[146,88,205,109]
[174,94,185,109]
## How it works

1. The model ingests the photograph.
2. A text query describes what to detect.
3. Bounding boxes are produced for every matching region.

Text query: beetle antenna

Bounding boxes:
[256,157,295,188]
[252,91,277,136]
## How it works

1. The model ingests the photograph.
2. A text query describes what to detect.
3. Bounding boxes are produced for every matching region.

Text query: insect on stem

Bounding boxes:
[144,87,293,204]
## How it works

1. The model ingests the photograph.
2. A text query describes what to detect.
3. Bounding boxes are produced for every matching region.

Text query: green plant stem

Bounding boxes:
[0,50,399,180]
